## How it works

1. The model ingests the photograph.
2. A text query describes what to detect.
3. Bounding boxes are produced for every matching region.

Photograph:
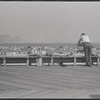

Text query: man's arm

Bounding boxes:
[77,37,82,46]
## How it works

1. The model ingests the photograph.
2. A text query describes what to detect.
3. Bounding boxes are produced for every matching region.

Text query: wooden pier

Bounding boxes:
[0,50,100,98]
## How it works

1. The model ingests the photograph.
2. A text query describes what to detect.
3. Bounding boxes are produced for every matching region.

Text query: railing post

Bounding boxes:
[27,55,29,66]
[97,56,99,66]
[51,56,54,66]
[74,56,76,66]
[36,57,39,66]
[36,56,43,67]
[39,57,43,66]
[3,52,6,66]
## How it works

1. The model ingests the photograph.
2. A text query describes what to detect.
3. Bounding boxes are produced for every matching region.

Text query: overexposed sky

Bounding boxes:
[0,1,100,43]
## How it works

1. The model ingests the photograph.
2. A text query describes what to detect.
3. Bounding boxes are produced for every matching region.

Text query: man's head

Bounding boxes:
[81,33,85,36]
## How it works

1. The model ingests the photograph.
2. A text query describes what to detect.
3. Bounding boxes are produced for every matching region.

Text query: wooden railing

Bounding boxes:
[0,49,99,66]
[0,55,99,66]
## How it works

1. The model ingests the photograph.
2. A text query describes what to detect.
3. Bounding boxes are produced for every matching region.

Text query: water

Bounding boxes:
[0,43,77,47]
[0,43,100,48]
[92,43,100,49]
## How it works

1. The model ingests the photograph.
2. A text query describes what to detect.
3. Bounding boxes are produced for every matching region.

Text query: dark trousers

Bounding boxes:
[83,42,92,65]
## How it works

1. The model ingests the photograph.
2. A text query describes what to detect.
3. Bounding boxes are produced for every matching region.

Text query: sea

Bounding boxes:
[0,43,100,49]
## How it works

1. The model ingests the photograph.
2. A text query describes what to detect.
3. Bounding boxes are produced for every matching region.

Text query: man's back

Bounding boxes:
[81,35,90,43]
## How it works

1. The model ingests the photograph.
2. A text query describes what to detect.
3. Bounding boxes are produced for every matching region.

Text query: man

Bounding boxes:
[77,33,92,67]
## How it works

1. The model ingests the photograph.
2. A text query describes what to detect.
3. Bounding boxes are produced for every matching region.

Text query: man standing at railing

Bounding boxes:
[77,33,92,67]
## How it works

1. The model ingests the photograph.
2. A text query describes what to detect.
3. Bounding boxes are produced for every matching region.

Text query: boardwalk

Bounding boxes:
[0,65,100,98]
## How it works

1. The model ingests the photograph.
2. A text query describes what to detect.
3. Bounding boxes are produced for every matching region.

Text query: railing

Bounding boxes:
[0,55,99,66]
[0,49,99,66]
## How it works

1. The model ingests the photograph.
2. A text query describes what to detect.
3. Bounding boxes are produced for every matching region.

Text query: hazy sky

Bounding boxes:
[0,2,100,43]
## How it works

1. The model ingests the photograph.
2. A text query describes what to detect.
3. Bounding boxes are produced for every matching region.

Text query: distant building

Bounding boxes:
[0,34,22,43]
[0,34,10,43]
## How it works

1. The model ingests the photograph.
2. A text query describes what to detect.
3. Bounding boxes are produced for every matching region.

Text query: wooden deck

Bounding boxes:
[0,65,100,98]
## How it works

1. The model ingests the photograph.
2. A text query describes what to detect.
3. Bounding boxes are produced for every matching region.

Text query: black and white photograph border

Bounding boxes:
[0,1,100,99]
